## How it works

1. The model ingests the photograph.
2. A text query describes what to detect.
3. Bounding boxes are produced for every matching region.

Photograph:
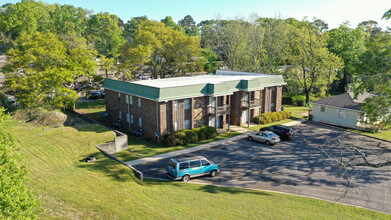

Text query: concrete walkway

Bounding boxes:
[125,119,306,166]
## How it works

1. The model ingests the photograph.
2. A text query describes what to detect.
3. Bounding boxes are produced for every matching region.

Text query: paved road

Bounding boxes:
[134,122,391,214]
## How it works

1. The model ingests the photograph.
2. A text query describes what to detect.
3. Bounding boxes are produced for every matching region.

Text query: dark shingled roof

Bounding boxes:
[311,92,374,111]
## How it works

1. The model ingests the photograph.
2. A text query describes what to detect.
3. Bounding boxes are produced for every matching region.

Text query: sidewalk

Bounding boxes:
[125,133,248,166]
[125,119,306,166]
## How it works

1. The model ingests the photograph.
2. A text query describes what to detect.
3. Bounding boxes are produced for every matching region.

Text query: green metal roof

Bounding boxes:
[103,74,286,101]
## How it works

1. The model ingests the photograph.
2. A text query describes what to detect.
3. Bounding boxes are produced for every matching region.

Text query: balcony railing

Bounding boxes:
[242,98,262,108]
[208,105,231,115]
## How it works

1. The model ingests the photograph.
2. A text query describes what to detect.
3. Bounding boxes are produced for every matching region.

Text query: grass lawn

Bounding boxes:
[353,128,391,142]
[5,120,390,219]
[75,99,106,109]
[116,131,241,162]
[246,105,310,131]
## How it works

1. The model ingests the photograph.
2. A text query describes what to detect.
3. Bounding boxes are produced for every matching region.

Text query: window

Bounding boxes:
[190,160,200,168]
[201,160,210,166]
[262,133,268,137]
[126,95,129,104]
[174,100,178,111]
[119,111,122,120]
[337,109,346,119]
[126,113,130,123]
[174,122,178,131]
[184,120,190,129]
[138,98,141,107]
[169,160,176,170]
[130,115,134,124]
[138,117,142,127]
[319,105,327,112]
[179,162,189,170]
[184,99,190,110]
[129,95,133,105]
[118,92,121,102]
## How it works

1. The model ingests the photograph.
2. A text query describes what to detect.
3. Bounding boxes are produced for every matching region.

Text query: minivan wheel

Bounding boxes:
[210,170,217,177]
[248,137,253,141]
[265,141,270,145]
[182,175,190,182]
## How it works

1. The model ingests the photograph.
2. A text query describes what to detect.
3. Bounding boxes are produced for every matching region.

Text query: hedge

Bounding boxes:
[251,110,291,125]
[162,125,217,147]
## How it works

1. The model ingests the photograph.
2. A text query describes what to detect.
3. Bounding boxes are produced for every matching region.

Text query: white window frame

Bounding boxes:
[174,100,179,111]
[126,113,130,123]
[138,98,141,107]
[126,95,129,104]
[337,109,346,119]
[129,95,133,105]
[138,117,142,127]
[130,115,134,124]
[119,111,122,120]
[319,105,327,113]
[118,93,121,98]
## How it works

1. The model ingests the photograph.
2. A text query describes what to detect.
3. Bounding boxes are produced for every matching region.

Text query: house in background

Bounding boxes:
[103,70,286,139]
[310,92,373,129]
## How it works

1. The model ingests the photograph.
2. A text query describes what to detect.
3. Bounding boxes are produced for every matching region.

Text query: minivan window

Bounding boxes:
[201,160,210,166]
[179,162,189,169]
[190,160,200,168]
[169,160,176,170]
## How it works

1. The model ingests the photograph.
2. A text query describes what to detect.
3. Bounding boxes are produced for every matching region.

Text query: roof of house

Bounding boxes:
[103,70,286,101]
[311,92,374,111]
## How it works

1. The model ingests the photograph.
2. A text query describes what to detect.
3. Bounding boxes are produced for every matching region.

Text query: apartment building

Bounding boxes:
[103,70,286,139]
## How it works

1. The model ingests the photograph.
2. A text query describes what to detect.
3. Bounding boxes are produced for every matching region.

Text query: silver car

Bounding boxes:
[247,131,280,145]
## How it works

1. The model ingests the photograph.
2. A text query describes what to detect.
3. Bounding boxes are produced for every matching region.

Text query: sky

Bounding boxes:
[3,0,391,29]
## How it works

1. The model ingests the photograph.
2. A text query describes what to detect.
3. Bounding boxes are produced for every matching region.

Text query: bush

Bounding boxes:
[12,108,67,126]
[269,112,278,122]
[282,110,291,119]
[173,130,188,145]
[194,127,206,141]
[185,130,198,143]
[276,112,283,121]
[162,134,180,147]
[262,114,272,124]
[203,125,217,139]
[252,116,260,124]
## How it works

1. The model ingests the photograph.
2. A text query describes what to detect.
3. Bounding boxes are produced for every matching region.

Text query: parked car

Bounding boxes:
[260,125,294,140]
[167,156,219,182]
[89,91,104,99]
[247,131,280,145]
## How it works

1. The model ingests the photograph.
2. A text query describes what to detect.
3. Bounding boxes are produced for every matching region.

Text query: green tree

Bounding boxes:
[86,12,125,57]
[123,16,148,43]
[382,9,391,20]
[122,20,201,78]
[202,48,219,73]
[178,15,200,36]
[49,4,90,37]
[203,19,249,70]
[355,32,391,126]
[2,32,97,108]
[0,107,41,219]
[160,16,185,32]
[327,23,366,93]
[0,0,51,39]
[286,21,344,103]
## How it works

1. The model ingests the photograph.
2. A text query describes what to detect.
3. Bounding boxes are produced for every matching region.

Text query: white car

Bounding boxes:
[247,131,280,145]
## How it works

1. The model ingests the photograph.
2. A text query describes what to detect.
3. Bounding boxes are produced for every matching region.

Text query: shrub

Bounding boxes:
[173,130,188,145]
[162,134,180,147]
[203,125,217,139]
[269,112,278,122]
[185,130,198,143]
[251,116,260,124]
[276,112,283,121]
[261,113,272,124]
[194,127,206,140]
[282,110,291,119]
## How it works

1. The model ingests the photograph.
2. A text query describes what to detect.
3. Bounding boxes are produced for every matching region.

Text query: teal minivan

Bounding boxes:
[167,156,219,182]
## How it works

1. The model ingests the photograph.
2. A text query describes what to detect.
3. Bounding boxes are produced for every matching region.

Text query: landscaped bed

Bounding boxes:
[4,119,390,219]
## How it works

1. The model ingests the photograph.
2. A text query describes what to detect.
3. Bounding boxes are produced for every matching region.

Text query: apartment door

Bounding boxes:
[209,116,215,127]
[242,110,249,123]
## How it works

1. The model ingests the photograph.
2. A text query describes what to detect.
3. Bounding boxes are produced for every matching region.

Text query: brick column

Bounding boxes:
[276,86,282,112]
[190,98,195,129]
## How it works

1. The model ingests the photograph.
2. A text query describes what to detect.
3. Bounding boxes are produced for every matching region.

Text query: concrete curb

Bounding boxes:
[125,133,249,166]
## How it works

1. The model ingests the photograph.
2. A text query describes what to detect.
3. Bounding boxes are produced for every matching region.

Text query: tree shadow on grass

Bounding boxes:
[75,151,144,186]
[196,184,270,196]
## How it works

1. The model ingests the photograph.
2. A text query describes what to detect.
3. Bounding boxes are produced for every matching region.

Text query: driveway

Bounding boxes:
[133,122,391,214]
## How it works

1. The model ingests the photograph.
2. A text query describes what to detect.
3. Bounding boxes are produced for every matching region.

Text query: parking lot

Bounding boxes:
[133,122,391,214]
